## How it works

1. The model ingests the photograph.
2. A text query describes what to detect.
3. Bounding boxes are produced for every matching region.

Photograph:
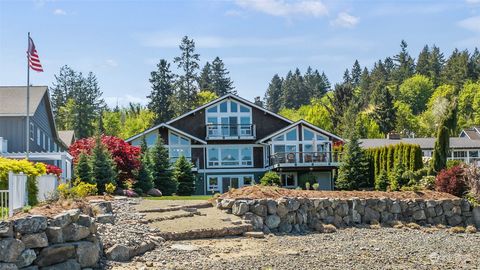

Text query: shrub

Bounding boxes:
[134,137,153,193]
[91,136,117,193]
[105,183,116,195]
[375,170,389,191]
[173,156,194,196]
[45,164,62,177]
[151,138,176,195]
[435,166,466,197]
[260,172,281,186]
[305,182,311,190]
[75,152,92,183]
[58,180,98,199]
[447,159,463,169]
[420,175,436,190]
[312,183,320,190]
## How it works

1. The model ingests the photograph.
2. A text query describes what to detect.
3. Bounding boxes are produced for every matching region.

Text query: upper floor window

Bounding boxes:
[36,128,41,146]
[29,123,34,141]
[206,100,251,117]
[207,146,253,167]
[168,132,191,160]
[206,100,254,138]
[303,127,327,141]
[273,128,297,142]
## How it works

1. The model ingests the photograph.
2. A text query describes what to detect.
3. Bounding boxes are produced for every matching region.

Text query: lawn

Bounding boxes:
[143,195,213,201]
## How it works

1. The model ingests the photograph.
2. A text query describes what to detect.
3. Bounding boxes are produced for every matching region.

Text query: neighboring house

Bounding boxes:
[58,130,76,148]
[0,86,73,180]
[126,94,344,195]
[360,131,480,165]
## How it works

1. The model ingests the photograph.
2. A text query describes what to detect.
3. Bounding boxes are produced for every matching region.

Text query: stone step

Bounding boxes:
[139,202,213,213]
[155,224,253,241]
[143,211,202,223]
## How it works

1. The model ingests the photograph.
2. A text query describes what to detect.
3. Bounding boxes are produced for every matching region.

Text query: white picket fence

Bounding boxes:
[37,174,58,202]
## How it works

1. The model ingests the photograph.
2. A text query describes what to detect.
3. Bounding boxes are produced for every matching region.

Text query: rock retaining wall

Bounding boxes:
[217,197,480,234]
[0,201,114,270]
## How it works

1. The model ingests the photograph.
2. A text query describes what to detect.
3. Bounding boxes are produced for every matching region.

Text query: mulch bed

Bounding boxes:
[220,186,459,200]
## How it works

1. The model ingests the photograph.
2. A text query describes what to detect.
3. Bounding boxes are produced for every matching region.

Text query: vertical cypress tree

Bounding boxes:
[173,156,195,196]
[430,99,457,174]
[151,137,177,195]
[91,136,117,193]
[75,152,92,183]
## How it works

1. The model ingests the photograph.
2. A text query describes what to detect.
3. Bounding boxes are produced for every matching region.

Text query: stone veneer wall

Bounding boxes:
[217,197,480,233]
[0,201,113,270]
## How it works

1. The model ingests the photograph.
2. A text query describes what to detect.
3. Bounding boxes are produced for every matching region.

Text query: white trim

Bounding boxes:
[167,130,192,160]
[198,168,267,173]
[125,123,207,144]
[460,130,471,139]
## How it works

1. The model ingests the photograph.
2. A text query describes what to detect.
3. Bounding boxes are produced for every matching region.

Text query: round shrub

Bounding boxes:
[260,172,281,186]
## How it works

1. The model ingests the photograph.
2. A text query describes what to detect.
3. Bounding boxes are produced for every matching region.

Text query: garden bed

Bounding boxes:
[220,185,458,200]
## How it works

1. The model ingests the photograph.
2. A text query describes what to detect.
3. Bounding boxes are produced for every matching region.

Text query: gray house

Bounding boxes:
[0,86,73,180]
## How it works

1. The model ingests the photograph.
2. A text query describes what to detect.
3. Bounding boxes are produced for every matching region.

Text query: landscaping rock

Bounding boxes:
[41,259,80,270]
[21,232,48,248]
[447,215,463,227]
[62,224,90,242]
[147,188,162,197]
[50,212,71,228]
[390,202,401,214]
[13,215,47,234]
[75,241,100,268]
[105,244,132,262]
[34,244,76,267]
[473,206,480,228]
[123,189,139,197]
[16,249,36,268]
[45,227,63,244]
[364,207,380,223]
[96,214,115,224]
[251,204,267,217]
[232,202,248,216]
[90,201,113,215]
[266,200,277,215]
[278,222,292,233]
[243,212,263,230]
[265,215,281,229]
[413,210,426,220]
[287,199,300,212]
[65,209,81,222]
[0,263,18,270]
[0,238,24,263]
[243,231,265,238]
[0,221,13,238]
[276,203,288,218]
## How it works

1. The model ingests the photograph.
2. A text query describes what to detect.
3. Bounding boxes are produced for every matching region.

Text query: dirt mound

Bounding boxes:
[220,185,458,200]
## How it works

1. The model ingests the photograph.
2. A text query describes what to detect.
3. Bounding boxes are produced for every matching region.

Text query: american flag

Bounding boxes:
[28,37,43,72]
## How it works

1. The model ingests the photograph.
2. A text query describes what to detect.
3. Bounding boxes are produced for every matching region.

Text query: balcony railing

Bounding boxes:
[269,152,342,168]
[206,124,256,139]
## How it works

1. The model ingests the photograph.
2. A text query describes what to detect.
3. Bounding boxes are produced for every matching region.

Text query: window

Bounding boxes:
[207,146,253,167]
[231,101,238,112]
[168,132,191,161]
[469,150,479,158]
[240,105,250,112]
[208,176,219,191]
[244,176,253,185]
[36,129,41,146]
[206,100,253,138]
[273,135,284,141]
[303,129,314,140]
[47,138,51,151]
[453,151,467,158]
[207,175,254,192]
[207,106,217,113]
[279,172,297,187]
[29,123,34,141]
[286,129,297,141]
[220,102,228,112]
[43,133,46,149]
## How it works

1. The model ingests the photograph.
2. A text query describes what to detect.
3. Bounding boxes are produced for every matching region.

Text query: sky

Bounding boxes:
[1,0,479,107]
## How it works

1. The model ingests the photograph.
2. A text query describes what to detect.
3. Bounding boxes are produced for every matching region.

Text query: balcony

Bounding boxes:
[206,124,256,140]
[269,152,342,168]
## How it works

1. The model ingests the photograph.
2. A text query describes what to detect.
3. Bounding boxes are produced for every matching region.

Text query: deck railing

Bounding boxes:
[206,124,256,139]
[269,151,342,167]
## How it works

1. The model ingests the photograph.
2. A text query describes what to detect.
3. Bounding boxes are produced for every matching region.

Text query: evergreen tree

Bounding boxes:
[343,69,351,85]
[173,155,195,195]
[393,40,415,84]
[416,45,431,76]
[211,57,235,96]
[75,152,92,183]
[321,72,331,90]
[173,36,200,115]
[264,74,283,113]
[281,70,295,109]
[198,62,213,90]
[151,137,176,195]
[325,83,354,132]
[384,57,395,83]
[336,132,370,190]
[430,99,457,174]
[148,59,175,124]
[469,48,480,81]
[372,87,396,136]
[304,67,327,100]
[351,60,362,87]
[254,96,263,107]
[134,136,153,193]
[359,67,371,107]
[442,49,469,89]
[429,45,445,87]
[91,136,117,193]
[50,65,76,118]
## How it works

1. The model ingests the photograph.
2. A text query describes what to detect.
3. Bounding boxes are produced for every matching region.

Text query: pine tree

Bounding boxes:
[50,65,76,119]
[134,137,153,193]
[151,137,176,195]
[343,69,351,85]
[304,67,327,100]
[173,156,195,195]
[336,132,369,190]
[75,152,92,183]
[393,40,415,84]
[416,45,431,76]
[429,45,445,87]
[198,62,213,90]
[173,36,200,115]
[351,60,362,87]
[321,72,331,90]
[281,71,295,109]
[148,59,175,124]
[91,136,117,193]
[264,74,283,113]
[442,49,469,89]
[469,48,480,81]
[326,83,354,128]
[372,87,396,136]
[359,67,371,107]
[211,57,235,96]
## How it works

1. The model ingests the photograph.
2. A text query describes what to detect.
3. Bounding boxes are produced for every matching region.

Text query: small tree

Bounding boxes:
[173,156,195,196]
[336,133,369,190]
[75,152,92,183]
[260,171,281,186]
[91,136,117,193]
[134,137,153,193]
[430,99,457,175]
[375,170,389,191]
[151,137,176,195]
[435,166,466,197]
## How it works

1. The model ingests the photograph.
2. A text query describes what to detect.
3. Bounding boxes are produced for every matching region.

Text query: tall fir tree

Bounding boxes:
[372,87,396,136]
[75,152,92,183]
[416,45,431,76]
[173,156,195,196]
[429,45,445,87]
[198,62,213,90]
[134,136,153,193]
[91,136,117,193]
[393,40,415,85]
[442,49,469,89]
[359,67,372,107]
[324,83,354,130]
[321,72,331,90]
[148,59,175,124]
[173,36,200,115]
[264,74,283,113]
[351,60,362,87]
[211,57,235,96]
[304,67,327,99]
[468,48,480,81]
[343,69,352,85]
[151,137,177,195]
[50,65,76,118]
[336,132,369,190]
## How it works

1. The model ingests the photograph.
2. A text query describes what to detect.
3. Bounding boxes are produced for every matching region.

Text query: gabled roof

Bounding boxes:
[166,93,293,125]
[58,130,76,147]
[0,86,48,116]
[125,123,207,144]
[257,120,344,143]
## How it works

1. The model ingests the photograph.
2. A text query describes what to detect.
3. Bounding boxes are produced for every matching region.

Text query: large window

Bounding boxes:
[207,146,253,167]
[206,100,253,138]
[168,132,191,161]
[279,172,297,188]
[207,175,254,192]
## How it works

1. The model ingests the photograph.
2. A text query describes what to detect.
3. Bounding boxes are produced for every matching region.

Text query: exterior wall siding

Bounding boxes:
[0,117,26,152]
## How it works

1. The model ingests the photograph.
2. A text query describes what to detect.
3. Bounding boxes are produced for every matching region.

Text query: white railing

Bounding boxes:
[37,174,58,202]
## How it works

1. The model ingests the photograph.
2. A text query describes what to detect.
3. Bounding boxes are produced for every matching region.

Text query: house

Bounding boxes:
[360,131,480,165]
[58,130,76,147]
[0,86,73,180]
[126,94,344,195]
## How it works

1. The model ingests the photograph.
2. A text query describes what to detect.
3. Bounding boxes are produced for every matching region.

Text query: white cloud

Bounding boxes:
[105,59,118,68]
[235,0,328,17]
[136,33,306,48]
[466,0,480,4]
[330,12,359,28]
[458,16,480,32]
[53,8,66,15]
[104,94,148,108]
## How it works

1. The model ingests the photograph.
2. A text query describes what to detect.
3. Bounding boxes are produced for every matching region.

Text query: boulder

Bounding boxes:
[0,221,13,238]
[218,199,234,209]
[335,202,349,217]
[62,224,90,242]
[447,215,463,227]
[278,222,292,233]
[41,259,81,270]
[16,249,36,268]
[76,241,100,268]
[65,209,81,222]
[147,188,162,197]
[105,244,132,262]
[123,189,139,197]
[76,215,94,228]
[21,232,49,248]
[34,244,76,267]
[90,200,113,215]
[13,215,47,234]
[363,207,380,223]
[266,200,277,215]
[243,212,263,230]
[473,206,480,228]
[413,210,426,220]
[95,214,115,224]
[232,202,248,216]
[50,212,71,228]
[265,215,281,229]
[390,202,401,214]
[131,242,156,257]
[276,203,288,218]
[45,227,63,244]
[0,238,24,263]
[250,204,267,217]
[0,263,17,270]
[286,199,300,212]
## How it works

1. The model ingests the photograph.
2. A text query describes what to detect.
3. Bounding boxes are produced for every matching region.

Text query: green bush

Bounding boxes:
[260,172,281,186]
[173,156,195,196]
[312,183,320,190]
[305,182,311,190]
[420,175,436,190]
[447,160,463,169]
[375,170,389,191]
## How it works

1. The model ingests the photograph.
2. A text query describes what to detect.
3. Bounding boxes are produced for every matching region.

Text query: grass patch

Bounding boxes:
[143,195,213,201]
[449,226,465,234]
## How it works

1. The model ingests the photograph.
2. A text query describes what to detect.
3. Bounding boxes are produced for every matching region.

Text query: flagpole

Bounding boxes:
[26,32,30,160]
